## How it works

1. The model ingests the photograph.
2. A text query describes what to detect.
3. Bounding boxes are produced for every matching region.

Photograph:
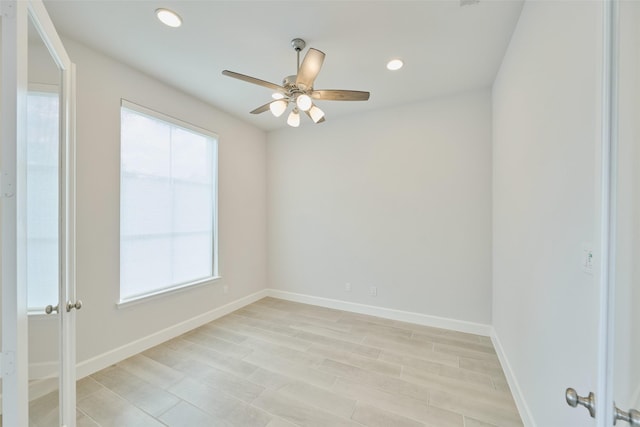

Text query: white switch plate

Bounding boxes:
[582,244,594,275]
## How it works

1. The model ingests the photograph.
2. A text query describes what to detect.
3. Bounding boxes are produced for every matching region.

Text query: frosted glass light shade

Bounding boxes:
[296,94,312,111]
[287,109,300,127]
[309,105,325,123]
[270,100,288,117]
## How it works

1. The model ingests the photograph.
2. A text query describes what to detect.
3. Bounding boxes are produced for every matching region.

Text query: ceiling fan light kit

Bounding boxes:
[222,38,370,127]
[270,100,288,117]
[308,105,325,123]
[287,109,301,127]
[296,94,313,111]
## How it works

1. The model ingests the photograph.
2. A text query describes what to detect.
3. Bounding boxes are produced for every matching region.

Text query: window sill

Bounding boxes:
[28,309,58,318]
[117,276,222,309]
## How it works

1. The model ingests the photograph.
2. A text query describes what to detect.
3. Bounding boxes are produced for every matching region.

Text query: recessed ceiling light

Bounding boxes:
[156,8,182,28]
[386,59,404,71]
[387,59,404,71]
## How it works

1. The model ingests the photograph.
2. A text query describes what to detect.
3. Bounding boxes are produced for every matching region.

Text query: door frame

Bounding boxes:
[597,0,620,425]
[1,0,77,425]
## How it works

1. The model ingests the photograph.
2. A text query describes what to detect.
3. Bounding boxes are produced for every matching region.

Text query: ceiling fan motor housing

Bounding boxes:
[283,75,310,96]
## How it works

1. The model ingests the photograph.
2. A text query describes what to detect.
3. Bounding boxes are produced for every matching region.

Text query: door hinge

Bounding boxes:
[1,171,16,198]
[2,351,16,377]
[0,1,16,19]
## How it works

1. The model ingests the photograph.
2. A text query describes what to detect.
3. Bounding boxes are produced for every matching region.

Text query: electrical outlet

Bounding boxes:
[345,283,351,292]
[369,286,377,297]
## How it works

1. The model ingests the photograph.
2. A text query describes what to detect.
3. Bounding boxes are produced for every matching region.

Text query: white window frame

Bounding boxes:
[118,99,219,307]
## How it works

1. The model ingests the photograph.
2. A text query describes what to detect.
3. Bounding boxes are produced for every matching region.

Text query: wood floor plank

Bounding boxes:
[158,400,229,426]
[116,354,184,390]
[308,344,402,377]
[76,409,101,427]
[278,380,357,418]
[465,417,500,427]
[331,377,463,427]
[244,350,337,388]
[91,365,181,416]
[172,358,265,403]
[167,376,245,418]
[351,402,425,427]
[77,388,165,427]
[252,389,360,427]
[318,358,431,404]
[225,403,273,427]
[429,389,523,427]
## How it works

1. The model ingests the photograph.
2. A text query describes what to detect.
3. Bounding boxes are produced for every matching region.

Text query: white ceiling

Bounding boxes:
[43,0,524,131]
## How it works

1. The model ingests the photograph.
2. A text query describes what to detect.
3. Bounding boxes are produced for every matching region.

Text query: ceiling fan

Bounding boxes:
[222,38,370,127]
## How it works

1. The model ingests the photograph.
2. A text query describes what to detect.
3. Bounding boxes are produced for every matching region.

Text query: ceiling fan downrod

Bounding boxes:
[291,38,306,73]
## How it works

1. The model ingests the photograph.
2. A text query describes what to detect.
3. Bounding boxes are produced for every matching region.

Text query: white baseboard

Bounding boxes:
[266,289,492,337]
[76,288,268,379]
[491,328,536,427]
[28,361,58,381]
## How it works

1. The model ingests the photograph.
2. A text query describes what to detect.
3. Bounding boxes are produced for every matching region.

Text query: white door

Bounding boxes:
[566,1,640,425]
[1,0,77,425]
[606,0,640,425]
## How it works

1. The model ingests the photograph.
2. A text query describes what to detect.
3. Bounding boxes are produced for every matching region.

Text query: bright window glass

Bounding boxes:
[26,91,60,309]
[120,101,218,302]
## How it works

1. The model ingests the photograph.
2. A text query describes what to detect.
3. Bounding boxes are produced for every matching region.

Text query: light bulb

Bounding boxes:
[296,94,312,112]
[272,92,285,100]
[309,105,325,123]
[156,8,182,28]
[287,109,300,127]
[270,100,287,117]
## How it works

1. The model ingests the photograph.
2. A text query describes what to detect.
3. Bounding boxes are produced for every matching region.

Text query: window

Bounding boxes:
[120,100,218,303]
[26,89,60,310]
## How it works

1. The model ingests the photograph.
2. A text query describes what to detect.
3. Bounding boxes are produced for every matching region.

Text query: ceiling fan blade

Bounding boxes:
[311,89,370,101]
[250,102,273,114]
[222,70,285,92]
[304,110,326,124]
[296,48,325,90]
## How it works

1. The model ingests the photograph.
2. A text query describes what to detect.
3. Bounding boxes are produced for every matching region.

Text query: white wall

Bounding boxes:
[267,89,493,325]
[492,1,602,426]
[28,38,268,369]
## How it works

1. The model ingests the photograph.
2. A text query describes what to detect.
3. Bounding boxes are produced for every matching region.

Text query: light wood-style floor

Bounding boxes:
[28,297,523,426]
